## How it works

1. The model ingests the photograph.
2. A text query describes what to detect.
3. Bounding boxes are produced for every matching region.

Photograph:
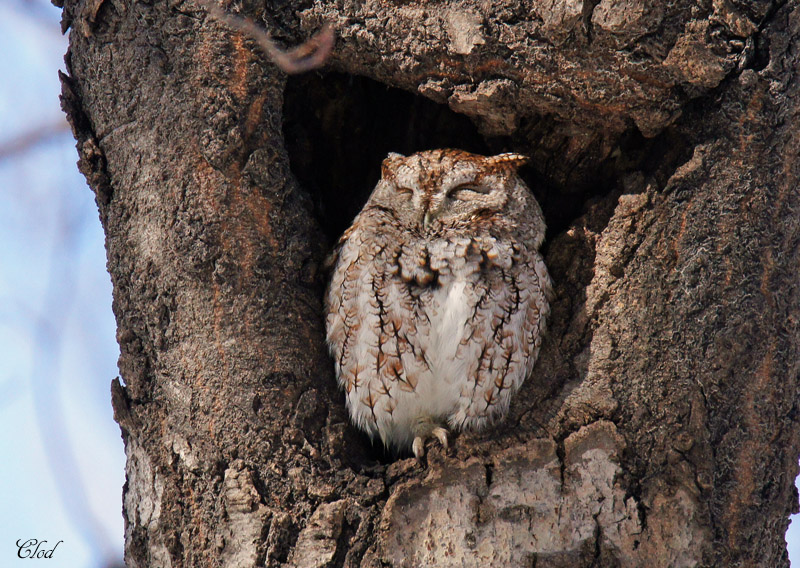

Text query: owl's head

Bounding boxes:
[370,149,530,231]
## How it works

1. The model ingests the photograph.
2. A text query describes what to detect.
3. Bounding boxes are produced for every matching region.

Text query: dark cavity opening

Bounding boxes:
[282,72,688,250]
[283,72,490,242]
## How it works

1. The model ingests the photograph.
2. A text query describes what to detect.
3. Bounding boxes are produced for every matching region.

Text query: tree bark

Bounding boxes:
[57,0,799,566]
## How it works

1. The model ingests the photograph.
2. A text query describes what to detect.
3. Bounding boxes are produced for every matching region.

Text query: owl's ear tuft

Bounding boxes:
[381,152,406,178]
[489,153,528,170]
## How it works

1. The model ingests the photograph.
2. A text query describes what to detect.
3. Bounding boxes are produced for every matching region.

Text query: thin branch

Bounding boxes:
[10,0,65,30]
[0,120,70,160]
[201,1,334,74]
[27,195,122,566]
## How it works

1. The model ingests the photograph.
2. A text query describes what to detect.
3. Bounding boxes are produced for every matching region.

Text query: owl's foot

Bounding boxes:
[412,426,449,460]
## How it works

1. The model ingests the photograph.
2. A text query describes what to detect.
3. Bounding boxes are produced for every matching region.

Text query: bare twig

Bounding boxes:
[0,119,70,160]
[27,195,122,566]
[12,0,64,30]
[202,1,334,74]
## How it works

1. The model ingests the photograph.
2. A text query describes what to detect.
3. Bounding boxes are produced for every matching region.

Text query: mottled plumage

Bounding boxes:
[325,149,551,457]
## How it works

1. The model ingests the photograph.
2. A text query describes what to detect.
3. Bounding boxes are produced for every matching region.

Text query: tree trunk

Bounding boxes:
[57,0,799,566]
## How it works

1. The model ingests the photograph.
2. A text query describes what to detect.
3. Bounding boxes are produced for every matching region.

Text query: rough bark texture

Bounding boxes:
[58,0,799,566]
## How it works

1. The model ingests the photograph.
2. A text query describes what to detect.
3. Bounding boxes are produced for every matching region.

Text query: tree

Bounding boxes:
[57,0,799,565]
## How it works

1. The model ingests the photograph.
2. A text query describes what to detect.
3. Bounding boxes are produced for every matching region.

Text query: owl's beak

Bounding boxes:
[419,198,434,228]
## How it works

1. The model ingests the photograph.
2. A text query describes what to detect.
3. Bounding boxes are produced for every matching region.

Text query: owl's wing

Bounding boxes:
[322,222,358,273]
[451,242,551,431]
[325,215,431,445]
[325,223,372,398]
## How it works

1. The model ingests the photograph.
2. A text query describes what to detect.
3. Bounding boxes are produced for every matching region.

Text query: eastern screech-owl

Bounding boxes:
[325,149,551,458]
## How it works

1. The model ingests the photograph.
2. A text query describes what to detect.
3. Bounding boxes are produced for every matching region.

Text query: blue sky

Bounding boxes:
[0,1,797,566]
[1,1,123,567]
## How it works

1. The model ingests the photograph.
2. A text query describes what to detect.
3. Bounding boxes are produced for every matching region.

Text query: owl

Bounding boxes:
[325,149,551,458]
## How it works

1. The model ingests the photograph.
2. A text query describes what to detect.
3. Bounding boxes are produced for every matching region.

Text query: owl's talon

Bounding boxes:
[411,426,450,460]
[412,436,425,460]
[433,427,449,450]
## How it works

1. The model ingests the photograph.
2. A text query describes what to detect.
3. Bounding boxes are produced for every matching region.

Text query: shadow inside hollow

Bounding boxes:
[283,72,491,242]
